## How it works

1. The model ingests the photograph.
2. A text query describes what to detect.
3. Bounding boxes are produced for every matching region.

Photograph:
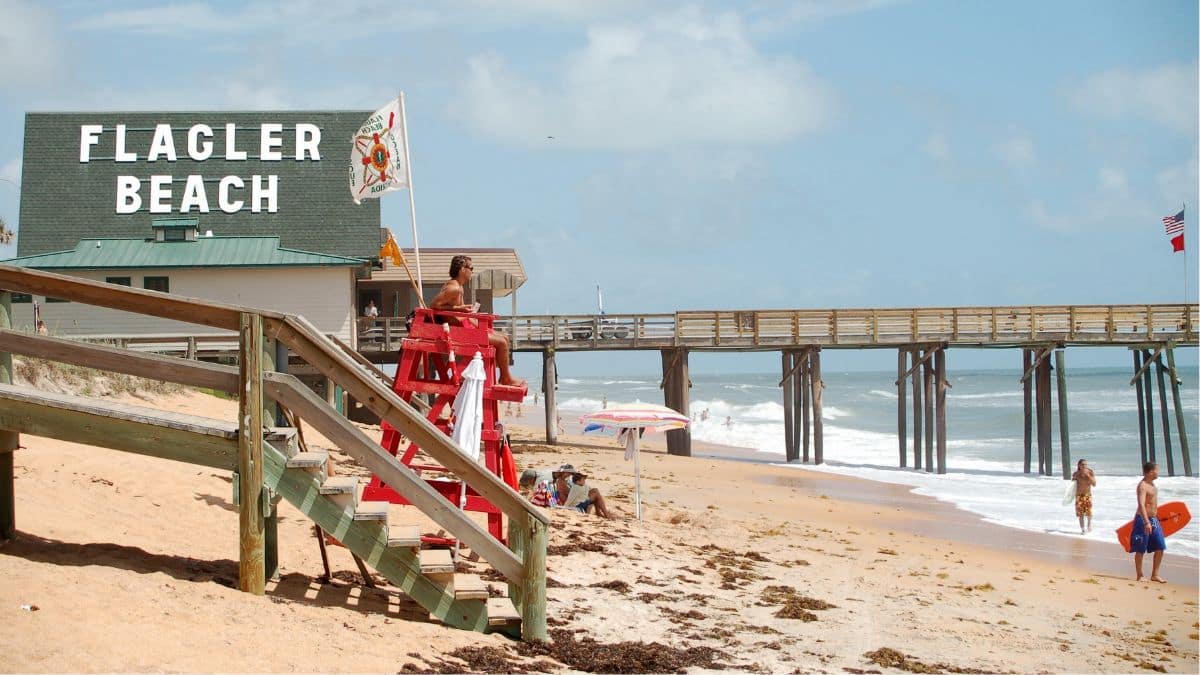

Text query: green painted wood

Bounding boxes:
[238,312,265,595]
[0,291,15,541]
[0,386,238,469]
[260,443,488,632]
[262,335,280,582]
[1166,346,1193,477]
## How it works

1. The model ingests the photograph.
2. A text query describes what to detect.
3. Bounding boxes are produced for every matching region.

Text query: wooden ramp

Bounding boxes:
[0,383,517,634]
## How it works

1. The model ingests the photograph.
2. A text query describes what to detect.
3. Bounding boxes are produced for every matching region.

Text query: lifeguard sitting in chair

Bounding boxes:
[429,254,525,388]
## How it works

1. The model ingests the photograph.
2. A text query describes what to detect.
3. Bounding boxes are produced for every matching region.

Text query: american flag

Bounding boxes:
[1163,209,1185,236]
[1162,208,1185,253]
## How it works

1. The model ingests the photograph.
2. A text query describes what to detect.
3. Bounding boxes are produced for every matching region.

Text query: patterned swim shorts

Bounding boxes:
[1075,492,1092,517]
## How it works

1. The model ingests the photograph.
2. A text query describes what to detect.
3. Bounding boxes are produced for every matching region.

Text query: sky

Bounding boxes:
[0,0,1197,376]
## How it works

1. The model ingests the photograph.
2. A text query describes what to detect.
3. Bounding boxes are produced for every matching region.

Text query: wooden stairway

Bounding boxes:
[0,383,519,634]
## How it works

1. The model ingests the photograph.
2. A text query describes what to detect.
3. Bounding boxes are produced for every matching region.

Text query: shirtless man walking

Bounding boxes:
[429,254,525,387]
[1131,461,1166,583]
[1071,459,1096,533]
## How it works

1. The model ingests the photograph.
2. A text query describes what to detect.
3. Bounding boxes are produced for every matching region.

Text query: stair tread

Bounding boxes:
[453,574,490,601]
[286,451,327,468]
[387,524,421,548]
[353,500,389,521]
[318,476,359,495]
[486,597,521,625]
[419,548,455,574]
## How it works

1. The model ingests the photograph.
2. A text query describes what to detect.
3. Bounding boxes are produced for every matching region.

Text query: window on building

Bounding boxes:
[10,293,31,303]
[144,276,170,293]
[163,228,187,242]
[106,276,132,286]
[45,297,70,303]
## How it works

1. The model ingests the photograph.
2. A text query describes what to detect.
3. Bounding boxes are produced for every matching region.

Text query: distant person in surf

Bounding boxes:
[1071,459,1096,533]
[1131,461,1166,583]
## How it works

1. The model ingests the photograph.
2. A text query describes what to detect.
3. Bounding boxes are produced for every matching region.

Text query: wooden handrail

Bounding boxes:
[0,327,528,581]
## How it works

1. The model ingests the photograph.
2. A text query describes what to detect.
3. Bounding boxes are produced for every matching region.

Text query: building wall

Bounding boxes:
[19,111,379,258]
[10,267,355,342]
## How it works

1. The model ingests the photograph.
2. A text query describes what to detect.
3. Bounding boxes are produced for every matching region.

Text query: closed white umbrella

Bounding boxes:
[451,352,486,558]
[579,403,689,520]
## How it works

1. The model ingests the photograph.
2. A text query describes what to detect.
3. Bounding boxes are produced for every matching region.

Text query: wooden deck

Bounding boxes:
[354,303,1198,355]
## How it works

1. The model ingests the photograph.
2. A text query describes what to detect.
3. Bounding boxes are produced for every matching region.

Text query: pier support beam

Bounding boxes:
[800,350,811,463]
[1133,350,1148,466]
[1035,349,1052,476]
[660,348,691,457]
[810,348,824,465]
[542,349,557,445]
[897,350,907,468]
[923,350,934,472]
[1055,349,1071,480]
[0,291,16,542]
[1141,349,1157,464]
[912,348,923,471]
[935,347,947,475]
[1154,352,1175,476]
[1023,349,1033,474]
[782,352,797,463]
[1165,345,1193,477]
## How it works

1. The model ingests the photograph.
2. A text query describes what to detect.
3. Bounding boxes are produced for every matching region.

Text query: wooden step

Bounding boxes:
[387,524,421,548]
[486,597,521,627]
[264,426,298,457]
[285,451,327,469]
[318,476,359,509]
[419,548,455,575]
[453,574,490,601]
[352,500,389,521]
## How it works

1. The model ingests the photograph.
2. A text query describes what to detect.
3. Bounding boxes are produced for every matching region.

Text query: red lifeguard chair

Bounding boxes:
[361,307,526,544]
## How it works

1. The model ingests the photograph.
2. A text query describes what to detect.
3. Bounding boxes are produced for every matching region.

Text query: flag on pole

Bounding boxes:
[1162,209,1185,253]
[350,98,410,204]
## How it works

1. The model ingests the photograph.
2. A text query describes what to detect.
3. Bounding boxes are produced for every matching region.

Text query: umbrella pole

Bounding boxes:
[634,429,642,521]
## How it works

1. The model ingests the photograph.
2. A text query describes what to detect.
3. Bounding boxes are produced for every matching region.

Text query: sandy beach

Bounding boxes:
[1,384,1198,673]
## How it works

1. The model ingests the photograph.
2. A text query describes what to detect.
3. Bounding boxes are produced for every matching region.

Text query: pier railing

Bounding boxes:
[354,304,1197,353]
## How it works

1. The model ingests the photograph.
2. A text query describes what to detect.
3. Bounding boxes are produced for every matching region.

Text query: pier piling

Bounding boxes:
[782,351,796,462]
[923,351,934,472]
[810,348,824,465]
[1055,349,1071,479]
[800,349,811,463]
[935,347,947,475]
[1165,344,1193,476]
[660,348,691,457]
[1134,350,1148,466]
[1154,352,1175,476]
[912,348,923,471]
[1141,349,1157,464]
[1022,349,1033,474]
[897,350,907,468]
[542,349,557,445]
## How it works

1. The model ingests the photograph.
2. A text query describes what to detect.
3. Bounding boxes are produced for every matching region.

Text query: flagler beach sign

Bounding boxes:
[78,122,323,215]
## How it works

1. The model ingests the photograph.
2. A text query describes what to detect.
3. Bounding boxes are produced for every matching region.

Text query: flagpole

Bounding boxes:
[398,91,423,302]
[1185,203,1189,305]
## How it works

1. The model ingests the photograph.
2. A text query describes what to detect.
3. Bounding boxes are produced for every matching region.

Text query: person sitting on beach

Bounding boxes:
[518,468,555,508]
[552,463,612,518]
[429,254,525,387]
[1131,461,1167,583]
[1071,459,1096,533]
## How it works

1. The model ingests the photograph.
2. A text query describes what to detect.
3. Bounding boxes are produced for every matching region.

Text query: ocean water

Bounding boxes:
[547,368,1200,559]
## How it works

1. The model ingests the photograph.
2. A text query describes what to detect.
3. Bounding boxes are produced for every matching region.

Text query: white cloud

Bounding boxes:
[453,7,834,150]
[0,0,62,87]
[1098,166,1127,194]
[1029,167,1150,234]
[992,133,1036,169]
[923,133,950,161]
[1156,156,1199,205]
[0,159,20,186]
[751,0,905,29]
[1067,62,1199,136]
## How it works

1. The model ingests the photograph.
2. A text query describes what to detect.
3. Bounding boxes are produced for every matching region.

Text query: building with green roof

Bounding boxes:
[2,219,366,344]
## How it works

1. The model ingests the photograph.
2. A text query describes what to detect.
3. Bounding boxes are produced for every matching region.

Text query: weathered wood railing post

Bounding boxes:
[0,290,17,541]
[237,312,266,595]
[263,336,286,581]
[1165,344,1193,476]
[1055,348,1070,479]
[507,514,547,641]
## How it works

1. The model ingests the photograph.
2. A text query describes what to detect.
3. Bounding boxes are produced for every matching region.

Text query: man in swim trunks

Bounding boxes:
[429,254,525,387]
[1072,459,1096,533]
[1131,461,1166,583]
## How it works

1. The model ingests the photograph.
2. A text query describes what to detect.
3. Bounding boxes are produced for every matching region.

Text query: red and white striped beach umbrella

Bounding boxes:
[580,403,690,520]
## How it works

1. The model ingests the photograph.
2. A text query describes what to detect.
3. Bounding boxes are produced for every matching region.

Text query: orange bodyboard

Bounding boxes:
[1115,501,1191,553]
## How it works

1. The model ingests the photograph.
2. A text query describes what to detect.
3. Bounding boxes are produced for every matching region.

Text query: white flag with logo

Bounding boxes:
[349,97,409,204]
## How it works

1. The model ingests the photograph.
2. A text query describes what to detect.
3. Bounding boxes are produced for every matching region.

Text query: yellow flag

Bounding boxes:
[379,235,405,267]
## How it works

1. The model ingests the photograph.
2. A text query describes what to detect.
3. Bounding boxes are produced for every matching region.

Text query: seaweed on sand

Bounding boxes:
[517,628,729,673]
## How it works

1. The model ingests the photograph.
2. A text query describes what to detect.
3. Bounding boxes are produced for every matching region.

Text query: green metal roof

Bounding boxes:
[1,236,366,270]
